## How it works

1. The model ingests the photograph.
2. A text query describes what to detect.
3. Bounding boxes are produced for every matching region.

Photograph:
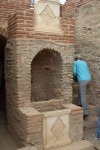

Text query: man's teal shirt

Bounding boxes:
[73,60,91,81]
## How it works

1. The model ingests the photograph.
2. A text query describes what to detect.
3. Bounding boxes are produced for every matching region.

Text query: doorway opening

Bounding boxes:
[0,34,7,115]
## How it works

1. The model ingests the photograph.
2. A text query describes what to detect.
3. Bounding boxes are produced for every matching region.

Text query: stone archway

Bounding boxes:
[13,39,74,107]
[5,39,74,108]
[5,39,75,147]
[31,48,63,102]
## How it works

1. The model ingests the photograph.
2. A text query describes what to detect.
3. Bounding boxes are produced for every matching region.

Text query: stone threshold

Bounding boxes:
[17,140,94,150]
[48,140,94,150]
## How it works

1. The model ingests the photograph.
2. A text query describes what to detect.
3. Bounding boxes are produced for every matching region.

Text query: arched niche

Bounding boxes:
[31,49,63,102]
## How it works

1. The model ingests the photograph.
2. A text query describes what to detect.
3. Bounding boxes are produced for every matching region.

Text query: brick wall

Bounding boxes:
[1,0,99,148]
[2,0,100,148]
[5,6,75,147]
[62,0,100,106]
[1,0,98,148]
[7,11,75,43]
[61,0,93,18]
[0,0,30,36]
[18,107,43,149]
[5,6,75,146]
[0,0,29,22]
[0,0,30,114]
[74,0,100,106]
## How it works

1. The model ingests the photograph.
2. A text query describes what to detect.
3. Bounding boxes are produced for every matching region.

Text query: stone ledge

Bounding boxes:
[18,107,41,116]
[16,140,94,150]
[17,146,37,150]
[51,140,94,150]
[63,103,83,113]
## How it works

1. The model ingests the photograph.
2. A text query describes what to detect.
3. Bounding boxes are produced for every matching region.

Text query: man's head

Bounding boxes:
[74,54,82,61]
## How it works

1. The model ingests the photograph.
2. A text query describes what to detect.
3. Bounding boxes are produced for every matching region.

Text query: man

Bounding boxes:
[73,54,91,119]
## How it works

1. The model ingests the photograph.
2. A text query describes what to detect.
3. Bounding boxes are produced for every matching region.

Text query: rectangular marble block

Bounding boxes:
[42,109,71,149]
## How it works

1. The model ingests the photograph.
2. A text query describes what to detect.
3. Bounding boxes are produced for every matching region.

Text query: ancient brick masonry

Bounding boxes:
[62,0,100,106]
[7,11,75,43]
[0,0,30,36]
[4,0,81,149]
[0,0,99,149]
[0,0,30,22]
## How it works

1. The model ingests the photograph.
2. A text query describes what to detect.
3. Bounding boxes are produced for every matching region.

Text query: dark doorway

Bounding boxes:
[0,34,7,113]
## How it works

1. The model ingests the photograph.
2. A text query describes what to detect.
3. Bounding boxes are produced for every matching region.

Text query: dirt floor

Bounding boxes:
[0,112,19,150]
[84,128,100,150]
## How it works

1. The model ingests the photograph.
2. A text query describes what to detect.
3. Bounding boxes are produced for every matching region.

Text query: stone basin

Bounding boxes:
[19,102,83,150]
[32,99,71,149]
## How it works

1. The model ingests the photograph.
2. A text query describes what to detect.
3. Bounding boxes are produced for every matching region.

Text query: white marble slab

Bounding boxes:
[42,109,71,149]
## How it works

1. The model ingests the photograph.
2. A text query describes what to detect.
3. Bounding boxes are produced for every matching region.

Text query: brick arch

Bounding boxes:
[25,40,67,66]
[7,39,74,107]
[16,40,73,106]
[31,48,63,102]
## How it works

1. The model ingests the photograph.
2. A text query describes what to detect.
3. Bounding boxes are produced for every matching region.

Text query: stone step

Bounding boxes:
[83,128,100,150]
[51,140,94,150]
[72,84,78,94]
[88,105,99,116]
[83,116,98,131]
[17,141,95,150]
[84,105,99,129]
[72,94,92,105]
[86,115,98,122]
[72,82,93,105]
[17,147,37,150]
[72,82,91,92]
[95,146,100,150]
[73,93,91,99]
[72,82,78,88]
[84,120,97,130]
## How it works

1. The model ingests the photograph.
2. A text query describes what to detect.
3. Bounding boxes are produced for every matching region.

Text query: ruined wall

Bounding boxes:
[5,4,75,147]
[62,0,100,106]
[2,0,100,108]
[0,0,30,114]
[75,0,100,106]
[0,0,30,35]
[0,0,29,21]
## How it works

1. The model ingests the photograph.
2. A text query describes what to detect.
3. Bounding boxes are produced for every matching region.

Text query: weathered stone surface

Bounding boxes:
[1,0,97,149]
[42,108,71,149]
[5,7,75,146]
[51,140,94,150]
[75,0,100,106]
[17,146,37,150]
[34,0,62,33]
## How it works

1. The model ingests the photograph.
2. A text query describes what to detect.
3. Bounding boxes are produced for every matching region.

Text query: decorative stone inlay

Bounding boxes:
[51,116,66,140]
[34,0,62,33]
[41,5,56,26]
[43,109,71,149]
